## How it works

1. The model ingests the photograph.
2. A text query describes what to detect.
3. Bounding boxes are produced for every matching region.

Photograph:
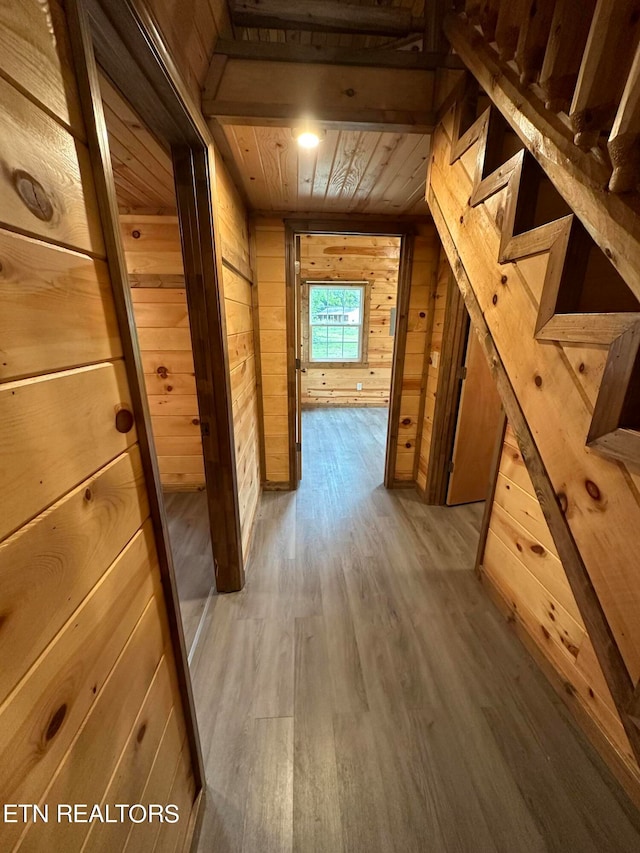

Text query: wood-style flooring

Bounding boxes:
[191,407,640,852]
[164,490,215,656]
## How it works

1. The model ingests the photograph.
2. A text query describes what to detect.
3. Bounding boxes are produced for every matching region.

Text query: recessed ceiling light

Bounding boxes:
[292,124,324,149]
[297,131,320,149]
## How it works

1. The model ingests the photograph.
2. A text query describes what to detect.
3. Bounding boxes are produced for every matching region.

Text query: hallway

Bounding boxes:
[191,408,640,852]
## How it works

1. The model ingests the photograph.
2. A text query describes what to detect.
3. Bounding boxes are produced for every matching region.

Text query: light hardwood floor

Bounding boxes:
[191,407,640,852]
[164,490,215,656]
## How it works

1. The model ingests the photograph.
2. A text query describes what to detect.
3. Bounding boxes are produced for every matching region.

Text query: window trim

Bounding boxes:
[302,280,372,368]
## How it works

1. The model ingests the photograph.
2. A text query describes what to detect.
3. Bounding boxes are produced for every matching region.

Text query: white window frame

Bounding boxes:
[305,281,370,366]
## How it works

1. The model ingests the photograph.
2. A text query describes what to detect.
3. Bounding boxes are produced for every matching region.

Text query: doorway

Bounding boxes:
[98,74,215,658]
[285,222,414,487]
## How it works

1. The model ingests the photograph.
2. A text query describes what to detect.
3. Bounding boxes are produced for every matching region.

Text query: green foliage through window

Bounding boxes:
[309,284,364,361]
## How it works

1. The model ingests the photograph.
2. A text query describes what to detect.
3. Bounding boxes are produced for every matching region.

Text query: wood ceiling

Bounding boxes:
[99,72,176,215]
[235,0,428,50]
[100,0,444,217]
[223,124,430,214]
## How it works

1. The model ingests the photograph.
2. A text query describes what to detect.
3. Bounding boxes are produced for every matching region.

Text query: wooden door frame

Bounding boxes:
[423,267,470,504]
[68,0,211,814]
[83,0,244,595]
[284,218,415,490]
[65,0,250,818]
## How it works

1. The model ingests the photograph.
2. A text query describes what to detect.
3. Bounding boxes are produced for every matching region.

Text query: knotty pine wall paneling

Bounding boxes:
[480,423,638,785]
[253,219,290,486]
[416,250,452,492]
[429,97,640,797]
[145,0,230,105]
[395,223,440,482]
[215,154,261,557]
[253,219,441,488]
[299,233,400,407]
[121,215,206,491]
[0,2,197,849]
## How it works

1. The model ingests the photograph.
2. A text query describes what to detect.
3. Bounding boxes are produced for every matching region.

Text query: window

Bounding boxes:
[306,282,370,364]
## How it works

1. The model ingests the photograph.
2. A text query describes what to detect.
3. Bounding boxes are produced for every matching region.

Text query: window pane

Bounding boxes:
[310,324,361,360]
[309,285,363,361]
[310,286,362,325]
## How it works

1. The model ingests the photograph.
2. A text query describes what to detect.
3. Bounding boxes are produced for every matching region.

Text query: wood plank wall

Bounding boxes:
[299,234,400,407]
[481,422,639,783]
[0,2,195,849]
[252,219,440,487]
[253,219,290,485]
[145,0,230,104]
[215,155,261,556]
[428,95,640,796]
[120,215,206,491]
[396,223,440,482]
[416,250,449,491]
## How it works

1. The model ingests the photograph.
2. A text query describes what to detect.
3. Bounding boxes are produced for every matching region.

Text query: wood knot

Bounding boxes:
[534,374,542,387]
[541,625,550,640]
[459,215,464,224]
[166,384,173,392]
[557,491,568,513]
[192,418,200,425]
[132,230,141,239]
[344,88,356,97]
[157,365,169,379]
[605,247,613,259]
[419,311,426,318]
[530,544,545,555]
[402,417,411,426]
[405,442,412,449]
[492,294,498,305]
[115,405,135,434]
[578,362,585,373]
[500,275,507,284]
[0,261,3,274]
[13,170,54,221]
[45,704,67,742]
[585,479,601,500]
[84,487,93,502]
[136,723,147,744]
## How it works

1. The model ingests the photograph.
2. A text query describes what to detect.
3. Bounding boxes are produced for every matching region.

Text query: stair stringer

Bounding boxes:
[428,102,640,774]
[449,104,640,465]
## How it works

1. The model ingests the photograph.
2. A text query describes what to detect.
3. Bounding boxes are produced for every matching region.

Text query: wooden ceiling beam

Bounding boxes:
[211,38,463,70]
[230,0,426,36]
[203,58,436,133]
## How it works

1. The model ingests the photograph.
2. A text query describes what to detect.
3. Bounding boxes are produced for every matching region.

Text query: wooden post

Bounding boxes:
[539,0,596,113]
[569,0,640,150]
[494,0,529,61]
[608,40,640,193]
[514,0,555,86]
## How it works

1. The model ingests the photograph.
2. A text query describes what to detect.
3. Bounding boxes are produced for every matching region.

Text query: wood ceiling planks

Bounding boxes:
[237,0,427,51]
[224,124,430,214]
[99,73,177,215]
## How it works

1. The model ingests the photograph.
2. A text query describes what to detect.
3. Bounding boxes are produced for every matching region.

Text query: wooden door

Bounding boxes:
[446,327,504,504]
